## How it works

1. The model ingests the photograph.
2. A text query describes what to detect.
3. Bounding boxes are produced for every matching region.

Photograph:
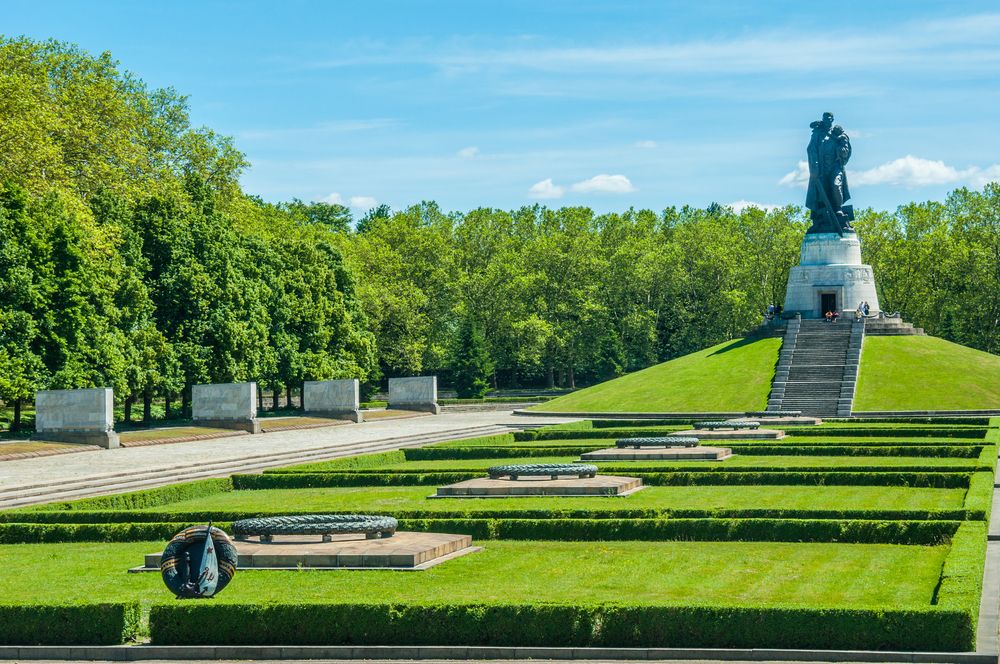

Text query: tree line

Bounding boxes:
[1,37,998,429]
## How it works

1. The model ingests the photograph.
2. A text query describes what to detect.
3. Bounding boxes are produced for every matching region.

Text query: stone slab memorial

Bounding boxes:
[191,382,261,433]
[33,387,119,448]
[138,532,477,571]
[388,376,440,414]
[783,112,881,319]
[303,378,363,422]
[673,428,785,440]
[581,446,732,461]
[435,475,644,497]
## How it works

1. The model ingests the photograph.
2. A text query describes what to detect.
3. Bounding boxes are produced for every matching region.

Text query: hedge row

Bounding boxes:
[148,601,973,651]
[935,522,987,610]
[401,444,984,461]
[786,427,988,439]
[730,445,982,458]
[0,521,205,543]
[0,504,976,528]
[401,446,601,461]
[440,396,553,404]
[832,417,992,425]
[516,427,988,442]
[0,517,964,545]
[265,449,406,474]
[21,477,233,513]
[230,470,972,489]
[0,603,140,644]
[962,472,995,522]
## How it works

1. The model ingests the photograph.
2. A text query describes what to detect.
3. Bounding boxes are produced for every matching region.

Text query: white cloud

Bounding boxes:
[570,174,637,194]
[634,140,657,149]
[320,192,344,204]
[349,195,378,209]
[779,155,1000,189]
[457,146,480,159]
[528,178,565,199]
[853,155,970,186]
[778,161,810,188]
[727,200,782,213]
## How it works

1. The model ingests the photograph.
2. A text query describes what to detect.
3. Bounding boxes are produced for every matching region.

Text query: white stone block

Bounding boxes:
[35,388,114,432]
[192,382,259,432]
[388,376,440,414]
[304,379,362,422]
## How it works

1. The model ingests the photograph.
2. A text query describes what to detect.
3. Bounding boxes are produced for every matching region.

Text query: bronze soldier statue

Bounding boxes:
[805,112,854,234]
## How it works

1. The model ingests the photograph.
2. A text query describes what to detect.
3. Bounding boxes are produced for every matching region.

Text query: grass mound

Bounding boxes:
[530,337,780,413]
[855,336,1000,411]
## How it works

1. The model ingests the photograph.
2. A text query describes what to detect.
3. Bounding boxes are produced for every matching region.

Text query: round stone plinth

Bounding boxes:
[581,446,732,461]
[139,531,476,571]
[674,428,786,440]
[434,475,643,497]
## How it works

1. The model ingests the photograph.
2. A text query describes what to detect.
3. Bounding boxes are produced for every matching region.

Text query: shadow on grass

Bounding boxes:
[708,337,762,356]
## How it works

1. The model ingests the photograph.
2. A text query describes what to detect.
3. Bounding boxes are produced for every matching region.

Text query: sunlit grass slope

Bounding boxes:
[855,336,1000,411]
[531,337,781,413]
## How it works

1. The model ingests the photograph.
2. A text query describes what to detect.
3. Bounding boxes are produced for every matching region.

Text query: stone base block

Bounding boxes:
[673,428,786,440]
[305,409,363,423]
[580,446,731,461]
[391,402,441,415]
[434,475,643,497]
[754,416,822,426]
[192,418,262,434]
[138,532,476,571]
[32,430,119,449]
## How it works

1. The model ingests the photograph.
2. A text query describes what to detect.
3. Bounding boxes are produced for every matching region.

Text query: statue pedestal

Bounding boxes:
[783,233,880,319]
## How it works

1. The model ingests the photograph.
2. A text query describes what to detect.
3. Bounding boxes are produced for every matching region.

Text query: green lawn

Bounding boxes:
[136,484,967,515]
[0,540,947,607]
[529,337,781,413]
[366,454,979,471]
[855,336,1000,411]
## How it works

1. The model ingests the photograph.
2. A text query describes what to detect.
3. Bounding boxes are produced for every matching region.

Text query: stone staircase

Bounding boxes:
[768,318,863,417]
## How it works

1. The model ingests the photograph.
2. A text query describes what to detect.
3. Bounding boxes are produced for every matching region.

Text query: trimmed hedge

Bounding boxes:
[0,603,140,644]
[149,601,973,651]
[729,445,983,458]
[231,470,972,489]
[935,522,987,611]
[402,446,601,461]
[0,517,964,544]
[962,472,995,522]
[786,427,988,439]
[830,417,991,425]
[266,450,406,474]
[0,521,211,543]
[21,477,233,512]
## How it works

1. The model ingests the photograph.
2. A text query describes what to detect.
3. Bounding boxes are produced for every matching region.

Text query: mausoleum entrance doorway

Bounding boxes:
[820,292,837,316]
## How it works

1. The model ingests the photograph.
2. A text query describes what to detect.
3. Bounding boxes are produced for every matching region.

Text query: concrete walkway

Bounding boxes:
[0,411,577,508]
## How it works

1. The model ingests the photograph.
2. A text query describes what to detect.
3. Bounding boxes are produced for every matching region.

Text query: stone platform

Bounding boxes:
[135,532,477,571]
[674,428,785,440]
[755,416,821,426]
[580,446,731,461]
[435,475,643,497]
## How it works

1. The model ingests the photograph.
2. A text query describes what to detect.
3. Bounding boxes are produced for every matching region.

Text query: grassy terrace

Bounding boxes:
[528,337,781,413]
[271,454,986,473]
[0,418,994,650]
[0,540,945,607]
[856,336,1000,411]
[127,485,967,515]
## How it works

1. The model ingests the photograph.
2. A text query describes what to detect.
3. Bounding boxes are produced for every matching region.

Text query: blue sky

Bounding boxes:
[5,1,1000,214]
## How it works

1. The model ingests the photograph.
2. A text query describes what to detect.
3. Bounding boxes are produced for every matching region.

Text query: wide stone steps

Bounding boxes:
[0,424,515,509]
[768,317,864,417]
